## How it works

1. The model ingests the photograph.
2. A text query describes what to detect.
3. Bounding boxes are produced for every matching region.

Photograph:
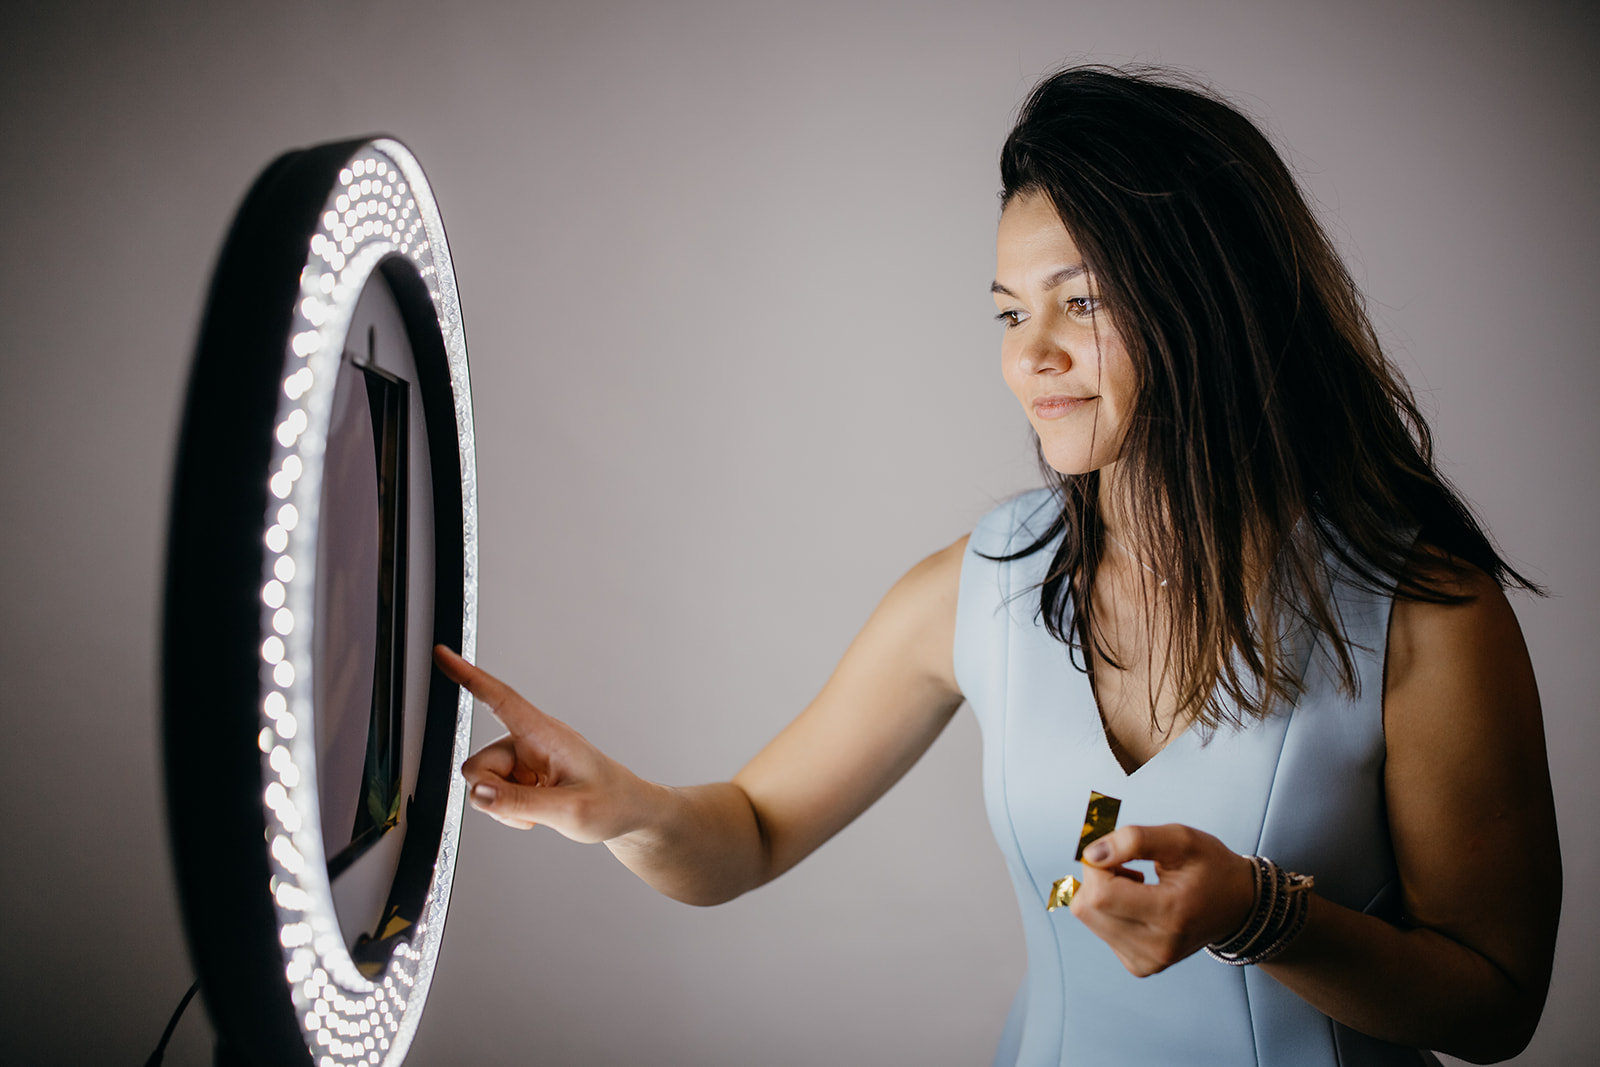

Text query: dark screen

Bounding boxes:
[317,330,409,880]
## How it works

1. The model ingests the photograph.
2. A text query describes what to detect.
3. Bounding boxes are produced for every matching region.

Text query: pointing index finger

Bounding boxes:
[433,645,537,730]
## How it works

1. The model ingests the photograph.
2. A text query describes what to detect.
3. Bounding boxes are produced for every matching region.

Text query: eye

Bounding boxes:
[995,308,1029,329]
[1064,296,1100,319]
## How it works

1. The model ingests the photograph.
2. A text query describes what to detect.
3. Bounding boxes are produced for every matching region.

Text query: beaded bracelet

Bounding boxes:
[1205,855,1315,966]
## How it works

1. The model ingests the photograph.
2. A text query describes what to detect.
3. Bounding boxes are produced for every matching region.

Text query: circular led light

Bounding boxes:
[164,138,477,1067]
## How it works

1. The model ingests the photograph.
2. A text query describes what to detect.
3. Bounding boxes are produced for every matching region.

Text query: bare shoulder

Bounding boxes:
[869,535,969,696]
[1385,551,1528,699]
[1384,548,1548,798]
[899,534,970,596]
[874,535,969,626]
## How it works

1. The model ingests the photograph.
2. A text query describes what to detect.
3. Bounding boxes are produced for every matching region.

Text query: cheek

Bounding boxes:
[999,340,1026,400]
[1096,342,1138,416]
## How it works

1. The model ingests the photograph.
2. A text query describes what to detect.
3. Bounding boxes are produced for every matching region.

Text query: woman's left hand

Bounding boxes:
[1070,823,1258,977]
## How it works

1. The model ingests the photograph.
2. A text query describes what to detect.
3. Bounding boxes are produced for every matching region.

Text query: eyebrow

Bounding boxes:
[990,264,1088,299]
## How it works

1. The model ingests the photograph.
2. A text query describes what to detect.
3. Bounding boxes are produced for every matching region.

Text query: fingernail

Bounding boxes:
[1084,841,1110,863]
[472,783,496,806]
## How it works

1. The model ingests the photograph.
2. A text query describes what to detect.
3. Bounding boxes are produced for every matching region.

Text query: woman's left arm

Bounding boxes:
[1071,567,1562,1063]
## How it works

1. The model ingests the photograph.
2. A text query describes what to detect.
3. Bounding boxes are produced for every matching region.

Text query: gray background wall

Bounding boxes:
[2,1,1594,1064]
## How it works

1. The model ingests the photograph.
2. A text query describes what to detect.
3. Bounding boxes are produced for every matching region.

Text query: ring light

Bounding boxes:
[163,137,477,1067]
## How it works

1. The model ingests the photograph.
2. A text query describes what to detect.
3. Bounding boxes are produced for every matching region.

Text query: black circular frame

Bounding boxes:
[163,137,477,1067]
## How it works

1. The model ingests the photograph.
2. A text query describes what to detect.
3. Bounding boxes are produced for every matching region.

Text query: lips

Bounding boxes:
[1033,394,1097,419]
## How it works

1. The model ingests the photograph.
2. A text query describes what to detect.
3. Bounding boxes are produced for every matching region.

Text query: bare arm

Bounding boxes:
[1257,565,1561,1060]
[1069,564,1560,1062]
[437,536,969,906]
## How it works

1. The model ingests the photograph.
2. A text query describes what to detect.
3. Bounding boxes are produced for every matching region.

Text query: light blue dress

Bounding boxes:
[955,491,1440,1066]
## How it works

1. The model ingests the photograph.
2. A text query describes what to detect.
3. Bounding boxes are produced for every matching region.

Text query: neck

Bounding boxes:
[1092,462,1177,592]
[1095,461,1141,550]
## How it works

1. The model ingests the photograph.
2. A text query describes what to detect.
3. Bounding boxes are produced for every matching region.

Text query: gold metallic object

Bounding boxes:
[1047,876,1081,911]
[1047,790,1122,914]
[1074,791,1122,860]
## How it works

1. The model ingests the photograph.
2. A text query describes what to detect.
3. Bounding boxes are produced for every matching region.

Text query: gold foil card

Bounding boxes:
[1046,790,1122,914]
[1047,876,1081,911]
[1074,791,1122,860]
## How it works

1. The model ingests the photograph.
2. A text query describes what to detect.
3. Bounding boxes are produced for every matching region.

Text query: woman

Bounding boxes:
[435,67,1560,1065]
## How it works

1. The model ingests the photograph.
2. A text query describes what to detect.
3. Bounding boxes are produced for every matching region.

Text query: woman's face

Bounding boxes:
[993,192,1137,476]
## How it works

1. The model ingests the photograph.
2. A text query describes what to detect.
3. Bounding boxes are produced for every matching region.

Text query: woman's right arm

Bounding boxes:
[434,535,969,906]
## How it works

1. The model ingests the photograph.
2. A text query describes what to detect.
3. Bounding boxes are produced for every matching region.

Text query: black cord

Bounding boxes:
[143,980,200,1067]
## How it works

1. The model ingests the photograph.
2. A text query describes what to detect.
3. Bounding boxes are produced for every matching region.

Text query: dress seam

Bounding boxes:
[1243,667,1302,1067]
[991,507,1066,1067]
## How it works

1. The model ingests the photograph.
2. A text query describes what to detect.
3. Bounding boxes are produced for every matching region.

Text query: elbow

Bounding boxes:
[1440,990,1548,1064]
[670,880,750,908]
[1450,1036,1532,1065]
[1457,1027,1540,1064]
[659,785,779,908]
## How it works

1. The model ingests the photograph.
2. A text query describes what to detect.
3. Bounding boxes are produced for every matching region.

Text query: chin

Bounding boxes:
[1036,434,1118,477]
[1041,456,1095,477]
[1037,442,1093,476]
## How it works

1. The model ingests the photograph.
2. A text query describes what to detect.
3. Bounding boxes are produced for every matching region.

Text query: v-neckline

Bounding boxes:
[1083,655,1194,776]
[1091,694,1195,777]
[1078,616,1323,777]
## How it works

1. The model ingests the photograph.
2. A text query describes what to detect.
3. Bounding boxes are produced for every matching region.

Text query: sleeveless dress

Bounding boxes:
[954,490,1441,1067]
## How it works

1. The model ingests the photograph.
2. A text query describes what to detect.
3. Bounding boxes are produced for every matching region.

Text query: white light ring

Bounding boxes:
[370,136,479,1065]
[257,141,477,1067]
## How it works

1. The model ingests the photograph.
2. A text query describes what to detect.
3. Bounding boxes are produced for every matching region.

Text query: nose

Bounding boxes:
[1018,321,1072,375]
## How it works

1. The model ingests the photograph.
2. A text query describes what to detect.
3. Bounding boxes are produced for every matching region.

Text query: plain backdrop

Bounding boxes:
[2,1,1595,1064]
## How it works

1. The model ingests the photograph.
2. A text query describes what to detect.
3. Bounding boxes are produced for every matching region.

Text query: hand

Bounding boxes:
[434,645,653,842]
[1069,823,1257,977]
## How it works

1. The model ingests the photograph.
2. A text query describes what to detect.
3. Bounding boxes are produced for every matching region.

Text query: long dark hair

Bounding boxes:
[995,66,1538,729]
